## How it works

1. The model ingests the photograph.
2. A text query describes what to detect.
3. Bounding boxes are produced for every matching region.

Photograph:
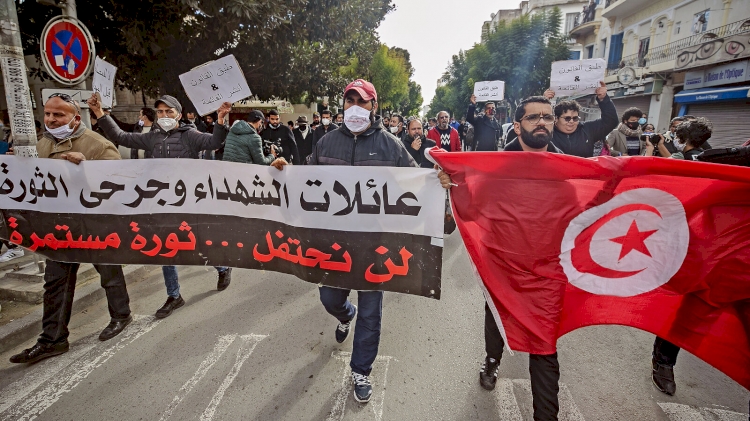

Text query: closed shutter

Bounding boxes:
[687,102,750,148]
[611,95,651,117]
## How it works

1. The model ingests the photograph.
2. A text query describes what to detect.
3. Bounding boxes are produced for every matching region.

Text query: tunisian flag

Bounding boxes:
[430,149,750,390]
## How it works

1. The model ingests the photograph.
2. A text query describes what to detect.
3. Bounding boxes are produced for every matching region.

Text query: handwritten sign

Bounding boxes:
[550,58,605,97]
[92,56,117,109]
[179,54,252,116]
[474,80,505,101]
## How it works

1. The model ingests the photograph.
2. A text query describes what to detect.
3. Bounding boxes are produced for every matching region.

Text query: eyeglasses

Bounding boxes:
[561,116,580,123]
[520,114,555,124]
[47,93,80,112]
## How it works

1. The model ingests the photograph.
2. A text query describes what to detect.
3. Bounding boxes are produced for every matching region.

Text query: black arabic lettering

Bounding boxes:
[80,181,126,208]
[169,180,186,206]
[383,183,421,216]
[300,179,330,212]
[123,179,170,208]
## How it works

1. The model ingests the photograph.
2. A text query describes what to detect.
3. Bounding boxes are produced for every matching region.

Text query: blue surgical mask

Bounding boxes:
[638,118,647,125]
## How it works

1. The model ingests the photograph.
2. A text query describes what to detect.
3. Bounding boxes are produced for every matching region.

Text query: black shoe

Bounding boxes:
[98,315,133,341]
[479,356,501,390]
[217,268,232,291]
[10,342,69,364]
[652,359,676,396]
[155,296,185,319]
[335,305,357,344]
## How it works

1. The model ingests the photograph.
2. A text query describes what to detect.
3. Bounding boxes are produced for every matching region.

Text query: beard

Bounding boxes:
[520,125,552,149]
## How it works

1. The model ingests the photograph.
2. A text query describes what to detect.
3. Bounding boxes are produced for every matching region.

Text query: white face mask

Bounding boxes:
[390,126,399,134]
[46,116,77,139]
[674,139,686,151]
[137,120,145,127]
[322,118,331,126]
[344,105,371,133]
[158,118,178,132]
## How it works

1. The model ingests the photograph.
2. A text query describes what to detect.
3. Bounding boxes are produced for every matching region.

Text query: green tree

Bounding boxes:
[429,8,569,119]
[362,44,422,116]
[18,0,393,105]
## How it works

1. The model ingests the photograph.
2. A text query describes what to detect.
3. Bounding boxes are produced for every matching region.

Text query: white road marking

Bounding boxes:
[658,403,748,421]
[495,378,523,421]
[512,379,586,421]
[0,342,96,415]
[158,334,237,421]
[1,315,160,421]
[327,351,393,421]
[199,334,267,421]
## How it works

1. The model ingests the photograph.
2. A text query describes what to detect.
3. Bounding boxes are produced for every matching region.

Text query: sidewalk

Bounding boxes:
[0,253,158,354]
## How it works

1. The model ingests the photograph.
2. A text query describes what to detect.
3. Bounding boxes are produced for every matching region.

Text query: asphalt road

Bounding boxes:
[0,233,747,421]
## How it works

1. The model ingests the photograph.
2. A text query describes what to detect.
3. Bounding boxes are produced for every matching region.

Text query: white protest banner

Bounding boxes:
[92,56,117,109]
[179,54,252,116]
[0,158,444,298]
[473,80,505,101]
[550,58,606,97]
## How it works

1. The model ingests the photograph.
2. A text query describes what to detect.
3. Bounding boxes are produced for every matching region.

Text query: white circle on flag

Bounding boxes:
[559,188,689,297]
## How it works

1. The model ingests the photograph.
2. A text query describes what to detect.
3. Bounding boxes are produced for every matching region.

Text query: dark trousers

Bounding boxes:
[485,303,560,421]
[653,336,681,366]
[39,260,131,345]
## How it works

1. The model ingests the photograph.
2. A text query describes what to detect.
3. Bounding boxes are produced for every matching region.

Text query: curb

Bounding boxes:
[0,264,158,354]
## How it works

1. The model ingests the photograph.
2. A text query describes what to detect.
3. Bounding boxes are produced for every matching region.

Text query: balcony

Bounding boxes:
[568,9,600,39]
[602,0,651,19]
[606,18,750,76]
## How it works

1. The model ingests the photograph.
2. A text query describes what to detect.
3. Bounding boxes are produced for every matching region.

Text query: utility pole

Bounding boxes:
[0,0,38,157]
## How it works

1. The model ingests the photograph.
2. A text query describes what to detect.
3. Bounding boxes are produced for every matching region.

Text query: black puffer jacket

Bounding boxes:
[466,104,501,151]
[308,116,417,168]
[97,115,226,158]
[552,95,618,157]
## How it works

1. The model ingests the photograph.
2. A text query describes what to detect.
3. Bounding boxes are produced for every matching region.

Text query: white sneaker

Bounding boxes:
[0,248,24,262]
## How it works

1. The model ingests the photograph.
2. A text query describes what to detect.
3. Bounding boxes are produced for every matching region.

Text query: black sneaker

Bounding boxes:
[155,296,185,319]
[335,305,357,343]
[217,268,232,291]
[98,315,133,341]
[351,372,372,403]
[479,356,501,390]
[10,342,69,364]
[652,359,676,395]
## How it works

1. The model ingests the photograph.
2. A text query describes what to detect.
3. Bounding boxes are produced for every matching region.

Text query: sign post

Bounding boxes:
[0,0,37,157]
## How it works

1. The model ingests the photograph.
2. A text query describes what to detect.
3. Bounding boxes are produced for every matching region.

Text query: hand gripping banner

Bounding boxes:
[0,157,445,299]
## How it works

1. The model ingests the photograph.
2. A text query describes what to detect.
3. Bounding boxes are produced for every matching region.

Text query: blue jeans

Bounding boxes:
[162,265,229,298]
[319,286,383,376]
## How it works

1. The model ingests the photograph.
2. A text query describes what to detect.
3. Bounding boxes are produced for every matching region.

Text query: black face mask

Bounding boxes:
[298,124,307,130]
[626,122,640,130]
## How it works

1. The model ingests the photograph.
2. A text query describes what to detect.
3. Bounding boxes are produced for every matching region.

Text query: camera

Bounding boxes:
[640,133,658,142]
[263,138,283,156]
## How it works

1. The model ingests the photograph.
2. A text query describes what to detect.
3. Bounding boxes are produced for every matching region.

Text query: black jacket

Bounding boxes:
[261,125,300,165]
[294,127,314,163]
[184,119,208,133]
[552,95,618,157]
[312,123,339,148]
[466,104,501,151]
[98,115,226,159]
[402,135,437,168]
[308,116,417,168]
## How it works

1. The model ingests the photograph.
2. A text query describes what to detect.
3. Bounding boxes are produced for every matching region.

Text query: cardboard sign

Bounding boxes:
[92,56,117,109]
[550,58,605,97]
[179,54,252,116]
[474,80,505,101]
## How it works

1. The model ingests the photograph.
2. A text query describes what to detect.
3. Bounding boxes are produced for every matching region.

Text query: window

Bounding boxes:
[570,50,581,60]
[586,45,594,59]
[692,10,710,34]
[565,13,578,33]
[674,21,681,35]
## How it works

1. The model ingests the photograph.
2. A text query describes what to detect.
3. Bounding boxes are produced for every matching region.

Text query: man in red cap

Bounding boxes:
[272,78,451,403]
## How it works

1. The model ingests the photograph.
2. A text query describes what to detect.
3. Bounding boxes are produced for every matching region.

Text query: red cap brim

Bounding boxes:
[345,87,375,102]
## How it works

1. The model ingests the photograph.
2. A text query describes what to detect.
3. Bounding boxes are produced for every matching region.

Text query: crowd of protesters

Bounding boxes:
[0,73,744,420]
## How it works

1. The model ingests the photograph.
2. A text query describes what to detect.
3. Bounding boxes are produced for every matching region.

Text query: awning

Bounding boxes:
[674,86,750,104]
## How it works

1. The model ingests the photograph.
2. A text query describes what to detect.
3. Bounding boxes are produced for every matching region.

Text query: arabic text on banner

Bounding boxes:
[473,81,505,102]
[0,158,445,299]
[92,57,117,109]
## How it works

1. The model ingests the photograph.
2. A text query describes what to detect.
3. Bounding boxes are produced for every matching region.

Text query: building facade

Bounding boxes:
[569,0,750,147]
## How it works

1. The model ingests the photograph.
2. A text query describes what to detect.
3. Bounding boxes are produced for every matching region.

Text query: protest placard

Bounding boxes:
[179,54,252,116]
[0,158,444,298]
[92,56,117,109]
[550,58,606,97]
[473,80,505,101]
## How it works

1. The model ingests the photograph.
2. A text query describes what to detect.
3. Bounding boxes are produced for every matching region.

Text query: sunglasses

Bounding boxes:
[47,93,81,112]
[561,116,580,123]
